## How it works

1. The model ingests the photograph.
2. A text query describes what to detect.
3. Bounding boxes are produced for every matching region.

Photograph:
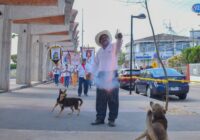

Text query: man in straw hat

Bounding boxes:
[91,30,123,127]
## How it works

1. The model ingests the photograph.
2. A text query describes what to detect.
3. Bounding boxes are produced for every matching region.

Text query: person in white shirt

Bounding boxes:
[52,63,61,86]
[62,64,71,88]
[77,58,91,96]
[91,30,123,127]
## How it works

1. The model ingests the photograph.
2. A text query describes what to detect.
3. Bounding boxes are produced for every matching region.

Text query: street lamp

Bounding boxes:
[130,13,146,95]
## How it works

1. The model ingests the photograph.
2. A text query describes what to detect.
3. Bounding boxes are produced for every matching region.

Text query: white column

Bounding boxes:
[31,35,39,81]
[45,53,51,80]
[38,36,44,81]
[16,24,32,85]
[42,44,49,81]
[0,6,11,91]
[44,44,53,81]
[46,43,54,80]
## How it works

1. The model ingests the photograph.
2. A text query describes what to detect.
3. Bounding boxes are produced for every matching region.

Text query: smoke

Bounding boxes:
[95,71,119,90]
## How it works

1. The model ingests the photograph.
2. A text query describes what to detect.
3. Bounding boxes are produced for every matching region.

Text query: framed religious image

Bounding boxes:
[62,50,80,66]
[81,47,95,66]
[49,46,62,64]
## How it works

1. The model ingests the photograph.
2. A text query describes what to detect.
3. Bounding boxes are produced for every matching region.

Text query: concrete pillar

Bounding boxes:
[16,24,32,85]
[46,43,54,80]
[0,6,12,91]
[38,37,44,81]
[31,35,39,81]
[46,53,51,80]
[42,44,49,81]
[43,43,54,81]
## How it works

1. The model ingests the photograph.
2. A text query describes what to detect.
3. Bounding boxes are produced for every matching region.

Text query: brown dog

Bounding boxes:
[51,89,83,117]
[135,101,168,140]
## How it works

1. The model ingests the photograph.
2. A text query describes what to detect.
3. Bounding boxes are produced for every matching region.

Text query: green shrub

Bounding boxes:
[182,46,200,63]
[10,64,17,69]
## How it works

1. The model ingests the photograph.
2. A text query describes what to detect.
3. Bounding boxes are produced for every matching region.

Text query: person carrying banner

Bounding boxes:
[77,58,91,96]
[62,64,71,88]
[52,63,61,86]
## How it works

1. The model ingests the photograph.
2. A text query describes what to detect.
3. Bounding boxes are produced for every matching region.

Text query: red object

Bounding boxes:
[60,76,64,84]
[82,64,85,70]
[48,72,53,78]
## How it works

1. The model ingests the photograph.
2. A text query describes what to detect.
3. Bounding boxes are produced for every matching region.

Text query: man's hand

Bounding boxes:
[115,32,123,40]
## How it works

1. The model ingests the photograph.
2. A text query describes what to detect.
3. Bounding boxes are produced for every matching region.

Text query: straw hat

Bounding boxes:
[95,30,112,46]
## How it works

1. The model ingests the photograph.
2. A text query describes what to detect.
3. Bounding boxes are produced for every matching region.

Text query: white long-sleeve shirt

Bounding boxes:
[92,39,123,89]
[52,66,61,75]
[62,67,71,77]
[93,40,123,73]
[77,63,91,78]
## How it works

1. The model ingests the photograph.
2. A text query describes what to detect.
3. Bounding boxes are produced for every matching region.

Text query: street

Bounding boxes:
[127,84,200,116]
[0,83,200,140]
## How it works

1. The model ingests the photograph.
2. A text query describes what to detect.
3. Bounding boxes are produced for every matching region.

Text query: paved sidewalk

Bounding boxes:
[1,129,200,140]
[0,79,49,93]
[0,83,200,140]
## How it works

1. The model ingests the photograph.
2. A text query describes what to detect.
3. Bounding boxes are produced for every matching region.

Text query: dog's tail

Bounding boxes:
[78,98,83,106]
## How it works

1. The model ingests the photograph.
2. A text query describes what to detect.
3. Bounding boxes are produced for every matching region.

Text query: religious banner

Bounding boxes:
[81,47,95,66]
[49,45,62,64]
[62,50,80,66]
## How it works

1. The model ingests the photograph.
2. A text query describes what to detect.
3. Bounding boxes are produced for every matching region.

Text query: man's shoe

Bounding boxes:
[91,120,104,125]
[108,121,116,127]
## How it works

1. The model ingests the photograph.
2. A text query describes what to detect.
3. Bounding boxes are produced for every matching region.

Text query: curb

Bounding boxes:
[0,80,53,93]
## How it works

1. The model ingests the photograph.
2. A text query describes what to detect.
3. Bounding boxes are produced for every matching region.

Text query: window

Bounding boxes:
[140,42,155,52]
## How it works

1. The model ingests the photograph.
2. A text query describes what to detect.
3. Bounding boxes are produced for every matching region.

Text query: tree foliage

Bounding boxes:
[10,64,17,69]
[11,54,17,64]
[167,54,185,67]
[118,51,125,66]
[182,46,200,64]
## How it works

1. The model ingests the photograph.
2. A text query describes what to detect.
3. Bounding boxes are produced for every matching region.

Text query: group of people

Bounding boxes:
[52,63,78,88]
[52,58,93,96]
[52,30,123,127]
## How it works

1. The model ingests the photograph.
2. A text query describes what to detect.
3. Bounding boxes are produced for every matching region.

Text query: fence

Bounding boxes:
[174,64,200,82]
[189,63,200,81]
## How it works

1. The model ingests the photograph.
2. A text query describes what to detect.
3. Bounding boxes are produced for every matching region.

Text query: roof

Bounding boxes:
[125,33,191,47]
[135,33,190,42]
[190,30,200,32]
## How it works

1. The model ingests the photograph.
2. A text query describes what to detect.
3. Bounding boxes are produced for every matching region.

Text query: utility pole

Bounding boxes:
[173,35,175,56]
[82,9,84,48]
[129,14,146,95]
[164,21,176,57]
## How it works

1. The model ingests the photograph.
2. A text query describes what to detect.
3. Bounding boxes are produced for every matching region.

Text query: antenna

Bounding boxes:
[163,20,176,35]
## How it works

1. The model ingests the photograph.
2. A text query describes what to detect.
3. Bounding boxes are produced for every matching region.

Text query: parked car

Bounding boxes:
[135,68,189,100]
[119,68,141,90]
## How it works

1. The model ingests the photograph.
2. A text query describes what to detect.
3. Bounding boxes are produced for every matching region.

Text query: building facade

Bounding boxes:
[125,33,192,68]
[190,29,200,46]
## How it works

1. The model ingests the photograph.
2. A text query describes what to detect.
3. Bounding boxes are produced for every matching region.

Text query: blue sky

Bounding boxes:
[73,0,200,49]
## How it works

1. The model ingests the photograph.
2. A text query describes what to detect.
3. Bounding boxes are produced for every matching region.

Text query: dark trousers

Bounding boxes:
[54,74,59,85]
[96,88,119,121]
[78,77,89,96]
[64,76,70,87]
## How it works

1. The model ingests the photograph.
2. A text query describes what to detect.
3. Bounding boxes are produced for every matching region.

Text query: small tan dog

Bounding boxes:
[135,101,168,140]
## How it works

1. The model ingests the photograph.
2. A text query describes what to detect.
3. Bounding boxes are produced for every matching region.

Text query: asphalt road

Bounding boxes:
[0,83,200,140]
[125,84,200,115]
